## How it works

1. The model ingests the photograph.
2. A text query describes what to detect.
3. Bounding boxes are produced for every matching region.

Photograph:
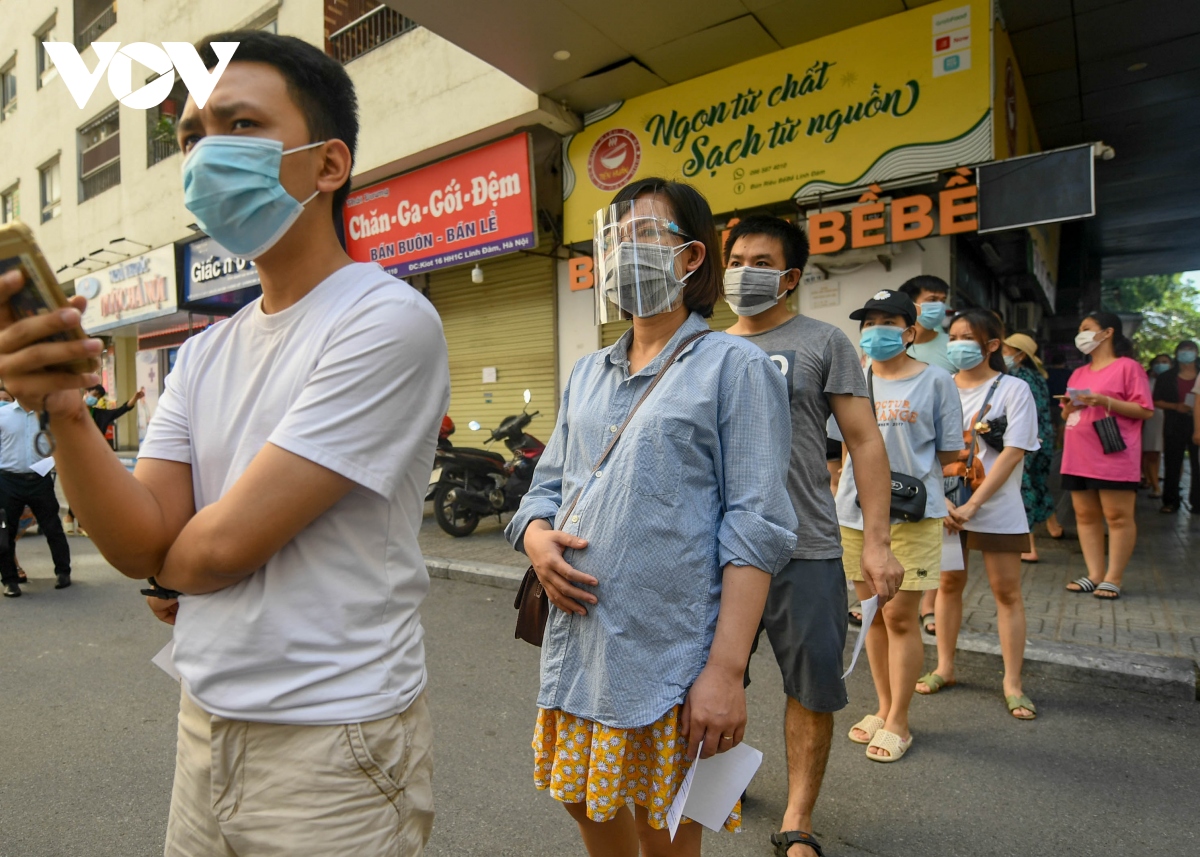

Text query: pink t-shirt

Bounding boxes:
[1061,357,1154,482]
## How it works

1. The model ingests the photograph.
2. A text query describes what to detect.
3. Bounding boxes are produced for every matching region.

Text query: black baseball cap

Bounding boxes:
[849,289,916,326]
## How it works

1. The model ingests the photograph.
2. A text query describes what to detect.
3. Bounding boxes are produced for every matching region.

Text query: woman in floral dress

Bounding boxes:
[1003,334,1056,562]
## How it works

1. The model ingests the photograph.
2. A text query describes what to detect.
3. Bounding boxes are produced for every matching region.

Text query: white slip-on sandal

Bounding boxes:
[848,715,885,745]
[866,729,913,763]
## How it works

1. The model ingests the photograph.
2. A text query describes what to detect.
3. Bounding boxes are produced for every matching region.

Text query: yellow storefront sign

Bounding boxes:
[564,0,994,244]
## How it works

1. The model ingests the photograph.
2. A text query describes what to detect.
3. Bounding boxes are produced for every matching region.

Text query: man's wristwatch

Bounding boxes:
[140,577,183,600]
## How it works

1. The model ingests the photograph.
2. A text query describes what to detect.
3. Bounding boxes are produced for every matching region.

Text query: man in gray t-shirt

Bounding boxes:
[724,215,902,857]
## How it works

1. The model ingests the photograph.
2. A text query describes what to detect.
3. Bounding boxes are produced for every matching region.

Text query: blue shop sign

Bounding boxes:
[183,237,261,301]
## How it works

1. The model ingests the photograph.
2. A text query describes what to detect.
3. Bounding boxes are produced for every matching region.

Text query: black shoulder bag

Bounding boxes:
[853,368,927,523]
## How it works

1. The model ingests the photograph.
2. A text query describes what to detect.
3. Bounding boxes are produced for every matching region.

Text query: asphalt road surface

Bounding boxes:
[2,537,1197,857]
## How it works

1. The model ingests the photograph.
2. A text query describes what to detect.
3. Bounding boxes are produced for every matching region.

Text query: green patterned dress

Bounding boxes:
[1013,362,1055,526]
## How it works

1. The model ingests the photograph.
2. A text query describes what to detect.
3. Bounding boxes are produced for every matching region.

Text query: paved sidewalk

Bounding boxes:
[419,488,1200,667]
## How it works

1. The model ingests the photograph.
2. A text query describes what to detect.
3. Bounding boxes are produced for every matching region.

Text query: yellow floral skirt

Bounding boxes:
[532,706,741,832]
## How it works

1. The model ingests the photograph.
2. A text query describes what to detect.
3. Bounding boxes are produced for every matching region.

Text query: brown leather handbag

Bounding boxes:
[514,329,711,646]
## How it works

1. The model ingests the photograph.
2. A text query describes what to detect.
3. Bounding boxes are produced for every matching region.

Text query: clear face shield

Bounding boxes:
[594,198,698,324]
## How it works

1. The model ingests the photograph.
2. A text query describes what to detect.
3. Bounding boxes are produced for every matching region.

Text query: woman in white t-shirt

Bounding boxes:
[915,309,1041,721]
[831,290,963,763]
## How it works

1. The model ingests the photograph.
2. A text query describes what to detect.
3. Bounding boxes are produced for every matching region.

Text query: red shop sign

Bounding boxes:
[343,133,536,276]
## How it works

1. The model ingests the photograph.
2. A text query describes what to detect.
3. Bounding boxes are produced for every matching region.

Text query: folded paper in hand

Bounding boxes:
[666,741,763,840]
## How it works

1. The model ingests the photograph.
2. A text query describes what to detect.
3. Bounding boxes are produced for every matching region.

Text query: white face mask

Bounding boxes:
[1075,330,1105,355]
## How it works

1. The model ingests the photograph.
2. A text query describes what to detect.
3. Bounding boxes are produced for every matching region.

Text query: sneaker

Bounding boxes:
[3,582,20,597]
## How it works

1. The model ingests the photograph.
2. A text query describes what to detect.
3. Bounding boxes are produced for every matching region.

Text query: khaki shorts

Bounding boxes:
[842,518,943,591]
[164,687,434,857]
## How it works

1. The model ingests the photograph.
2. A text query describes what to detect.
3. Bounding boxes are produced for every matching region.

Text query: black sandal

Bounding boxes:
[848,610,862,626]
[16,567,27,584]
[772,830,824,857]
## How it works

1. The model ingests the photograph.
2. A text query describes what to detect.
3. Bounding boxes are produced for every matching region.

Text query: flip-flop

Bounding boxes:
[1094,582,1121,599]
[1006,694,1037,720]
[848,714,884,744]
[848,610,862,627]
[1021,553,1039,563]
[1066,577,1098,593]
[920,613,936,635]
[915,672,955,694]
[866,729,912,762]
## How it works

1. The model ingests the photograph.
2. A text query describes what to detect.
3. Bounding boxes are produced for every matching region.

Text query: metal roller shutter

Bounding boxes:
[427,253,557,451]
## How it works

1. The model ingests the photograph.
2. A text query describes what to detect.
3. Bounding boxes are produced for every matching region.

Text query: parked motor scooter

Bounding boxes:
[432,390,545,537]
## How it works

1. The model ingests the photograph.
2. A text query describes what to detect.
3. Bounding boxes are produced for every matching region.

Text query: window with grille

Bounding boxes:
[1,58,15,120]
[79,107,120,201]
[40,160,61,222]
[146,78,187,167]
[36,17,58,89]
[1,186,18,223]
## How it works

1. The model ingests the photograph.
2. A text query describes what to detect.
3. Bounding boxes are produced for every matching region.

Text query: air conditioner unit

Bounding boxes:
[1013,301,1042,333]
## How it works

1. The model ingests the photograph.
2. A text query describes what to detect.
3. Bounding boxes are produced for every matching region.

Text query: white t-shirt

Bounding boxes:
[956,373,1040,534]
[830,364,964,528]
[140,263,450,725]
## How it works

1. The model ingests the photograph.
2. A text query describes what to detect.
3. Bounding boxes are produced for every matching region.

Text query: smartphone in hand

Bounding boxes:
[0,221,100,375]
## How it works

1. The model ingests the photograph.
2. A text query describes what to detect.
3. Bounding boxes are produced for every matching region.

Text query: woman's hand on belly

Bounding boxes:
[524,520,596,616]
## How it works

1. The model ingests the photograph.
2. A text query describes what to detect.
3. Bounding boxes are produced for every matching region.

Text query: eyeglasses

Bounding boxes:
[598,216,691,253]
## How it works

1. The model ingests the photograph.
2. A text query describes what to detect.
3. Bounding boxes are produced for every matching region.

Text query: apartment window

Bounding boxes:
[1,58,15,121]
[1,186,18,223]
[40,160,61,222]
[36,17,58,89]
[146,78,187,167]
[79,107,120,201]
[74,0,118,51]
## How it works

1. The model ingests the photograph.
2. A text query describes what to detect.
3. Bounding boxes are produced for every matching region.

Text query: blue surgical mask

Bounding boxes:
[860,326,908,362]
[84,395,98,406]
[917,301,946,330]
[1153,363,1171,375]
[947,340,985,371]
[1178,350,1197,364]
[1003,355,1017,371]
[182,137,324,259]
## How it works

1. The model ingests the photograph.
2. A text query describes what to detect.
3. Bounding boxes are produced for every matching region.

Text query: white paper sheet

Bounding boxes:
[842,595,878,679]
[941,530,965,571]
[151,640,181,681]
[667,740,764,840]
[666,740,701,841]
[30,457,55,477]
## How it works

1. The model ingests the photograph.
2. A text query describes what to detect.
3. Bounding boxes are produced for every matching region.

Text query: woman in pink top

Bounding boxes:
[1060,311,1154,599]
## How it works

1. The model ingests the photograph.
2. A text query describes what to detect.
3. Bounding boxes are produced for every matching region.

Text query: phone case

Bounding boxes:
[0,221,99,375]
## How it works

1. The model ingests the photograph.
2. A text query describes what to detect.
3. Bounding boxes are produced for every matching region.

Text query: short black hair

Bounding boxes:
[89,385,107,396]
[611,177,722,318]
[724,214,809,277]
[196,31,359,231]
[899,275,949,301]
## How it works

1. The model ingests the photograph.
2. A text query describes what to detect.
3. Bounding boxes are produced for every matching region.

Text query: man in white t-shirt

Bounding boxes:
[0,31,448,856]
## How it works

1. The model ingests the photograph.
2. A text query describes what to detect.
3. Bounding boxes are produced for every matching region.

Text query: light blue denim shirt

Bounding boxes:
[505,313,797,728]
[0,402,44,473]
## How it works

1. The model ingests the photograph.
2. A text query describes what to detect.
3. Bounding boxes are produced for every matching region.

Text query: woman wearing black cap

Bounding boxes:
[831,290,963,762]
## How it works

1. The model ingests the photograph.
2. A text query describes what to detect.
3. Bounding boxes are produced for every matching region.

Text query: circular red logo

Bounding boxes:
[588,129,641,192]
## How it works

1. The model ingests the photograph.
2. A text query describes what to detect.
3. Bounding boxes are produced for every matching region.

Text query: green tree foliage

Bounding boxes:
[1103,274,1200,362]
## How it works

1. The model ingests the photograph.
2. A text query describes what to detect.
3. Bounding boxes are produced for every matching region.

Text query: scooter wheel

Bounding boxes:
[433,483,480,537]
